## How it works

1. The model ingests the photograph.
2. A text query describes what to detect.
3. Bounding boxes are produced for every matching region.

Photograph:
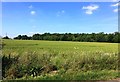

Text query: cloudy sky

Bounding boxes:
[2,2,118,38]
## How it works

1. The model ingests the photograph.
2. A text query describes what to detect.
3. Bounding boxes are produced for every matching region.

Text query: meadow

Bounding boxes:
[1,39,119,80]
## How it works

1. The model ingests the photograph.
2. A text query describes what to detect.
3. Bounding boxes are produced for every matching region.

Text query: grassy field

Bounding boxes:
[1,39,119,80]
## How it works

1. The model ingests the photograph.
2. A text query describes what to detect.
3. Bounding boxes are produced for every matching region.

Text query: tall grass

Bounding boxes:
[1,40,119,80]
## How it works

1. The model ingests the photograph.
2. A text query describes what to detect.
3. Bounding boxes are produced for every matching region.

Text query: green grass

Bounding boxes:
[1,39,119,80]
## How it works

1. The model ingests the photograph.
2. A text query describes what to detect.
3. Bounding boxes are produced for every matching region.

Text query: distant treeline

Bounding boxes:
[4,32,120,43]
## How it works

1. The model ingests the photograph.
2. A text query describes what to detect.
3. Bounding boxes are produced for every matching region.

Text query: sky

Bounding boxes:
[2,2,119,38]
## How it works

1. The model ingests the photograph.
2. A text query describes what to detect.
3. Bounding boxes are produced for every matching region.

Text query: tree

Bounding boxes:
[32,34,41,40]
[3,36,9,39]
[14,35,30,40]
[13,32,120,43]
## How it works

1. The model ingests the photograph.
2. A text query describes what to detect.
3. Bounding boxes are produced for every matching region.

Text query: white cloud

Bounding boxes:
[111,3,120,12]
[30,11,36,15]
[113,8,120,12]
[28,32,40,36]
[82,4,99,15]
[61,10,65,13]
[111,3,119,7]
[29,32,35,34]
[85,10,93,14]
[57,10,65,16]
[112,0,119,2]
[28,5,33,9]
[113,8,118,12]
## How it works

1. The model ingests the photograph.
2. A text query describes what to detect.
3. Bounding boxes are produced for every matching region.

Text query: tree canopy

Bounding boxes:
[13,32,120,43]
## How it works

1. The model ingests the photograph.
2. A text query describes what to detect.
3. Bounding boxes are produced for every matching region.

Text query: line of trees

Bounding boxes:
[13,32,120,43]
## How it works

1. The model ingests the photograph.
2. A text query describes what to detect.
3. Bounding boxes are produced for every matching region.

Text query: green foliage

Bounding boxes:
[14,32,120,43]
[2,36,10,39]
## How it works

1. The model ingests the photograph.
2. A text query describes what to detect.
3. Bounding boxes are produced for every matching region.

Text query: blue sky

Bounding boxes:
[2,2,118,38]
